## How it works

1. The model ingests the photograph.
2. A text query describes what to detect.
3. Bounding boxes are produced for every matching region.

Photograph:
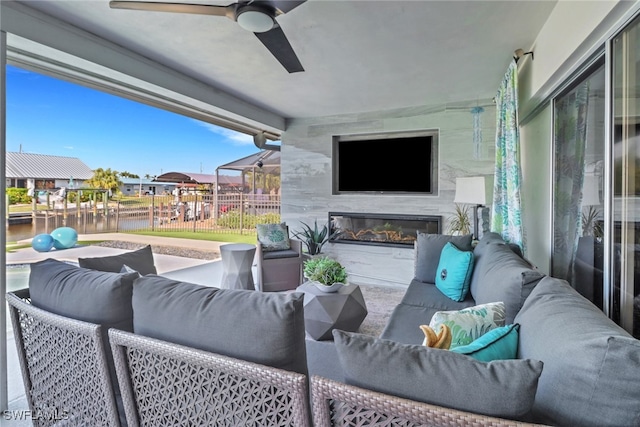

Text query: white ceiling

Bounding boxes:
[4,0,558,132]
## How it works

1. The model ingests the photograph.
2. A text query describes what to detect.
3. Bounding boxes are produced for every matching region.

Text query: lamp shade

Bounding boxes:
[454,176,492,205]
[582,175,601,206]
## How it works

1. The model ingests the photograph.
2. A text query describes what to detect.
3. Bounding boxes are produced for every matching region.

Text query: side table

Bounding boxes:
[220,243,256,290]
[296,282,368,340]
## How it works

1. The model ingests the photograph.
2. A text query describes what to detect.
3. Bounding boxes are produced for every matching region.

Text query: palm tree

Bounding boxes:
[85,168,122,194]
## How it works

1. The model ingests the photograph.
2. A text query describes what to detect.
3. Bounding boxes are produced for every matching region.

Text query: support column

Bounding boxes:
[0,27,10,411]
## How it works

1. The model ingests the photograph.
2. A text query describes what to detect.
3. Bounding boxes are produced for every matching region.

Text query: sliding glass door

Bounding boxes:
[612,14,640,338]
[552,60,606,310]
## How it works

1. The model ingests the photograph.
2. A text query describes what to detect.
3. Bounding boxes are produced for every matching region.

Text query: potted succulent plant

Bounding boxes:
[292,219,334,256]
[303,256,348,293]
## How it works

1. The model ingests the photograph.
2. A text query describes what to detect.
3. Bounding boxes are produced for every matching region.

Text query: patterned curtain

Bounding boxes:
[552,82,590,282]
[491,61,524,248]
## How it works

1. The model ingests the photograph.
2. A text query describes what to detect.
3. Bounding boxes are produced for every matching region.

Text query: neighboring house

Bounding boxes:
[119,178,179,196]
[155,172,244,194]
[5,152,93,191]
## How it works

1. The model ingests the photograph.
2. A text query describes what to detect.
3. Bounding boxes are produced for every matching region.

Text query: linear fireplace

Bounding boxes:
[329,212,442,248]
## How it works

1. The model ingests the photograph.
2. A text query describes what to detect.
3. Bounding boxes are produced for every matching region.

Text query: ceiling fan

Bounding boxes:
[109,0,306,73]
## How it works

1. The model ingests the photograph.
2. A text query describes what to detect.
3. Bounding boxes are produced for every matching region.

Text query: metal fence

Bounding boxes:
[31,193,281,236]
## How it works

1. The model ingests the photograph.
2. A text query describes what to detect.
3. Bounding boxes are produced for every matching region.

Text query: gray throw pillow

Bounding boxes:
[78,245,157,275]
[132,275,307,374]
[333,330,543,419]
[29,258,137,332]
[470,242,543,323]
[414,232,473,283]
[515,276,640,426]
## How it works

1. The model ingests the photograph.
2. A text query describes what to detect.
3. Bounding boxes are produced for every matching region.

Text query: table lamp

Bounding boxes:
[454,176,492,240]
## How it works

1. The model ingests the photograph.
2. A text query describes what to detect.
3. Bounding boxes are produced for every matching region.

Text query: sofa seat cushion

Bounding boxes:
[380,300,476,346]
[132,275,307,374]
[414,233,473,283]
[470,238,544,323]
[263,248,299,260]
[400,279,476,309]
[333,330,543,420]
[514,276,640,427]
[29,258,137,331]
[78,244,157,276]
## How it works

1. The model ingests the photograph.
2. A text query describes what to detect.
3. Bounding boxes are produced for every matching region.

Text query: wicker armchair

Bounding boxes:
[109,328,311,427]
[6,289,122,426]
[256,238,304,292]
[311,376,545,427]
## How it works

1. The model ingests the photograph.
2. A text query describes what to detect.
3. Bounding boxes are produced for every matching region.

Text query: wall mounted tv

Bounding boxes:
[332,130,439,195]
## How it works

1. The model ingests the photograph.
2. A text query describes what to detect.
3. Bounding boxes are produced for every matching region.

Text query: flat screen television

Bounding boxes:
[332,130,438,195]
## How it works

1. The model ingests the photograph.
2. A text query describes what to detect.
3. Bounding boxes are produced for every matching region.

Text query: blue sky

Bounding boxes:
[6,64,264,177]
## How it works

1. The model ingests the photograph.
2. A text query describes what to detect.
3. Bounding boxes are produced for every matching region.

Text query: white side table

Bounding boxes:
[220,243,256,290]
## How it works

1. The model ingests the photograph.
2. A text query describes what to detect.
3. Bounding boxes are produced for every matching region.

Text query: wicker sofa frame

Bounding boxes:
[311,375,544,427]
[6,288,121,427]
[109,328,311,427]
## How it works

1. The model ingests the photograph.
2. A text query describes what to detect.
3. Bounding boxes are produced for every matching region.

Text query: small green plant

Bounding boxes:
[582,206,603,239]
[292,219,334,255]
[303,256,347,286]
[447,204,472,235]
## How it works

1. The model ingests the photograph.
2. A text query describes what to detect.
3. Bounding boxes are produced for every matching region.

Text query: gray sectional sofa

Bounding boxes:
[11,236,640,426]
[307,232,640,426]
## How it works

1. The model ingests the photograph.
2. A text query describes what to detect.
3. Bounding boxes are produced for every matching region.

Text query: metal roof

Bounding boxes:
[217,150,280,172]
[6,152,93,180]
[154,172,243,185]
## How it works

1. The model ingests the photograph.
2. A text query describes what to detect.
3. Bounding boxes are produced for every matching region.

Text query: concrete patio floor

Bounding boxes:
[2,233,235,425]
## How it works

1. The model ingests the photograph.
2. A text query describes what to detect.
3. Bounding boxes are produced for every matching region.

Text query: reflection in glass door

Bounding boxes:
[552,60,606,310]
[612,15,640,338]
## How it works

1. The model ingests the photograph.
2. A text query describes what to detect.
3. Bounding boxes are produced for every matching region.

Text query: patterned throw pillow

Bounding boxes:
[428,301,506,349]
[256,223,291,251]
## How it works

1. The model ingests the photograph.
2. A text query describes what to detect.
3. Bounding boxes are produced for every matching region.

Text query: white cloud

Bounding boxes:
[193,120,254,146]
[63,146,74,150]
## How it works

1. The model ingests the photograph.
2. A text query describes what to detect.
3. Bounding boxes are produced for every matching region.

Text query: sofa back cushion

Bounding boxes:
[333,330,543,420]
[414,233,473,284]
[29,258,137,332]
[132,275,308,374]
[470,236,544,323]
[78,245,157,276]
[515,276,640,427]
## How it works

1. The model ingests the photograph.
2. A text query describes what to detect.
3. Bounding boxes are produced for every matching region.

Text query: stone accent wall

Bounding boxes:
[281,101,496,286]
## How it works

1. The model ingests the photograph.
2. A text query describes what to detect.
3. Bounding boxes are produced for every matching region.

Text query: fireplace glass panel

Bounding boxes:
[329,212,441,248]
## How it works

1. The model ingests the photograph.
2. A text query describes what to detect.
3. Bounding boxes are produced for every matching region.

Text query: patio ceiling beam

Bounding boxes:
[0,1,284,137]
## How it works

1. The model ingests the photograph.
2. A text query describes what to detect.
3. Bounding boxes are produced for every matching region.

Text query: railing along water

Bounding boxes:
[30,193,281,236]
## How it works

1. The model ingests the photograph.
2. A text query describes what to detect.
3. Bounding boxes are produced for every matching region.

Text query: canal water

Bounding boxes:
[6,217,149,242]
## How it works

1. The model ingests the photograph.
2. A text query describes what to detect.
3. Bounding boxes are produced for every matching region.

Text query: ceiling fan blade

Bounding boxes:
[255,24,303,73]
[109,1,233,18]
[271,0,306,14]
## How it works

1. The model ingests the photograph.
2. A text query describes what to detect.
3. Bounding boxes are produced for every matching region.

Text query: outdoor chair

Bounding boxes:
[6,288,122,426]
[109,328,311,427]
[256,223,304,292]
[310,375,542,427]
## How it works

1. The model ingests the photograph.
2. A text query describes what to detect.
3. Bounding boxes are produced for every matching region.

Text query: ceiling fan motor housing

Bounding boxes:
[235,3,277,33]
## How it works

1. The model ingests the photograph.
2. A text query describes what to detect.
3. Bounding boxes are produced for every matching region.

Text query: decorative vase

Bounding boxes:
[312,281,345,293]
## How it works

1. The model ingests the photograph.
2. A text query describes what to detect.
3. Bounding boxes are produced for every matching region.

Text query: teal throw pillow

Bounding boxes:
[451,323,520,362]
[435,242,474,301]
